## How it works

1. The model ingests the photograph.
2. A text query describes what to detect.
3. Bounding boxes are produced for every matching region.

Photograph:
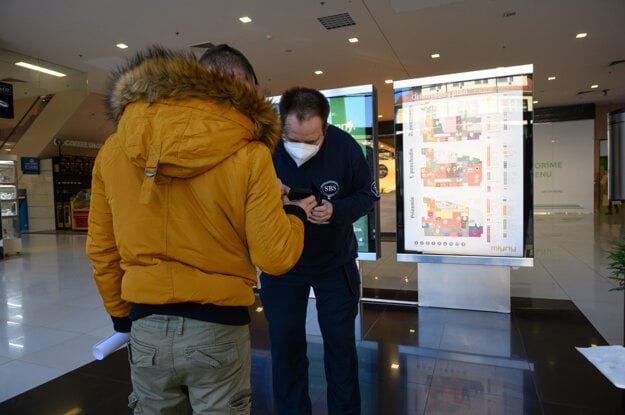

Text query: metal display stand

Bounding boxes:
[393,65,535,312]
[418,263,510,313]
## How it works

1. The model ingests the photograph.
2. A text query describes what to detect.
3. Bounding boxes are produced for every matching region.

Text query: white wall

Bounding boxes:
[533,120,594,213]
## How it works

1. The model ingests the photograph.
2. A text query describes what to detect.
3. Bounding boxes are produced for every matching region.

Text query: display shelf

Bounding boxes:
[0,155,21,256]
[52,156,94,229]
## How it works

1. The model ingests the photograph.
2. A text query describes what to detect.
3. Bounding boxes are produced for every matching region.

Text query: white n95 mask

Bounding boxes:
[283,140,320,167]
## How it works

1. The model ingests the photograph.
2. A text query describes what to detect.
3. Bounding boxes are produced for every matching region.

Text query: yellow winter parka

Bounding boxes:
[86,48,305,320]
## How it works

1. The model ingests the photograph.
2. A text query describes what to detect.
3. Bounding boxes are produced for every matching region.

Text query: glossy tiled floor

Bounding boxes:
[0,213,624,414]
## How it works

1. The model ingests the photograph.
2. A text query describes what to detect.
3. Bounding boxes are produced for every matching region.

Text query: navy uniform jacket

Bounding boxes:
[272,124,379,276]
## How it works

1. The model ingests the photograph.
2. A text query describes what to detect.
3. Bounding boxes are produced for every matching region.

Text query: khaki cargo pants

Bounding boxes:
[127,315,251,414]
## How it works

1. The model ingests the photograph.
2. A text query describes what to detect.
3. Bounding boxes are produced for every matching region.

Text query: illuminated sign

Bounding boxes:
[0,82,14,119]
[394,65,533,266]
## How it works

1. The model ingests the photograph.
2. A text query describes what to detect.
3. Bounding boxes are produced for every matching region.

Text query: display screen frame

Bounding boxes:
[270,84,381,261]
[394,65,534,267]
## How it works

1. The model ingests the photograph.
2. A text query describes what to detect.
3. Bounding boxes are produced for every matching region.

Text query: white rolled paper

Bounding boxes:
[92,332,131,360]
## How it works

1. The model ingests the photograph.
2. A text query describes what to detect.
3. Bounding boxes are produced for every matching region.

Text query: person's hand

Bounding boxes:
[111,316,132,333]
[308,199,333,224]
[286,195,317,216]
[278,179,291,205]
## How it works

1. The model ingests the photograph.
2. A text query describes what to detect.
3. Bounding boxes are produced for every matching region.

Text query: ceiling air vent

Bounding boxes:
[0,78,26,83]
[608,59,625,67]
[318,13,356,30]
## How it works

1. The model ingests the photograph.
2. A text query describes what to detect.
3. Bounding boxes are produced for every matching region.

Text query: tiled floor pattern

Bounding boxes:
[0,212,623,413]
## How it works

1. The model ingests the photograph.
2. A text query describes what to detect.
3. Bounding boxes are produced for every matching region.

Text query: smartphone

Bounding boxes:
[288,182,323,205]
[288,187,313,200]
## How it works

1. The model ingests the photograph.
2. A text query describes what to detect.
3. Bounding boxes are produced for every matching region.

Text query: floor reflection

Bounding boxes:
[1,296,623,414]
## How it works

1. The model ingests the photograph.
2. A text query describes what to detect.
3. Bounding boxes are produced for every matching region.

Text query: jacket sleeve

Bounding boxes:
[86,151,132,327]
[244,144,306,275]
[330,139,380,226]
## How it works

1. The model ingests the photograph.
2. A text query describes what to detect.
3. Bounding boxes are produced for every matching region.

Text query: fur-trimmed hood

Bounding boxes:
[104,46,280,181]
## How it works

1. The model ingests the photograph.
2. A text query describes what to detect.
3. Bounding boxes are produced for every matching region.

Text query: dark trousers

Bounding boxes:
[259,262,361,415]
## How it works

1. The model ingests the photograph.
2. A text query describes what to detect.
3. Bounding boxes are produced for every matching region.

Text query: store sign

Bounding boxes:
[21,157,40,174]
[0,81,14,119]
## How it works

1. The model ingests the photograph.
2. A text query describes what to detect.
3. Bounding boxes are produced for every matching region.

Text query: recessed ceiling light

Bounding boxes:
[116,43,128,49]
[391,363,400,369]
[548,76,556,81]
[576,33,588,39]
[348,37,359,43]
[15,61,66,77]
[431,53,440,59]
[378,114,383,118]
[384,79,393,84]
[533,100,539,104]
[591,84,599,89]
[239,16,252,23]
[314,70,323,75]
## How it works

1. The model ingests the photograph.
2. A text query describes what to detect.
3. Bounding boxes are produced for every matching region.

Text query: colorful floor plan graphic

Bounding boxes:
[420,148,482,187]
[421,197,484,238]
[396,70,530,258]
[421,113,483,142]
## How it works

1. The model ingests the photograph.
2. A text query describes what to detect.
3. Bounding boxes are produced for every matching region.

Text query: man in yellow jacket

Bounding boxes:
[86,44,316,414]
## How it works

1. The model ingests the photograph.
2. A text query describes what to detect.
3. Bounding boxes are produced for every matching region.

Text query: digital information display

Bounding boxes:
[394,65,533,266]
[271,84,380,260]
[0,81,14,119]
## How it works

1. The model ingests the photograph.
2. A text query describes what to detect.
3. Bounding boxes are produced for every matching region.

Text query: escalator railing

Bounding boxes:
[0,94,54,152]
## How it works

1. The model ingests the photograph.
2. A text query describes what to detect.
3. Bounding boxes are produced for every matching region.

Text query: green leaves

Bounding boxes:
[606,239,625,291]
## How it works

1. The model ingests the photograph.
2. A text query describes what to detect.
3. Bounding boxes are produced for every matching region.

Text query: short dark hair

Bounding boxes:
[279,87,330,128]
[198,44,258,85]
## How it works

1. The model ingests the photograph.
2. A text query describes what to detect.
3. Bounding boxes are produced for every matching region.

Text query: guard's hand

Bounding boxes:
[308,199,333,224]
[286,195,316,216]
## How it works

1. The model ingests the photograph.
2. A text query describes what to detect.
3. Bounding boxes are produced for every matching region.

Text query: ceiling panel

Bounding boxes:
[0,0,624,153]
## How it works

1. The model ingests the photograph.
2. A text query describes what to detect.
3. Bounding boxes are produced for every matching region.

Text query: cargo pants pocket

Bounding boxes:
[229,389,252,414]
[126,340,158,414]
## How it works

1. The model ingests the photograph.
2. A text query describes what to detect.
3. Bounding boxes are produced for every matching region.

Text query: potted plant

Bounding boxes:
[605,237,625,347]
[606,238,625,289]
[576,238,625,389]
